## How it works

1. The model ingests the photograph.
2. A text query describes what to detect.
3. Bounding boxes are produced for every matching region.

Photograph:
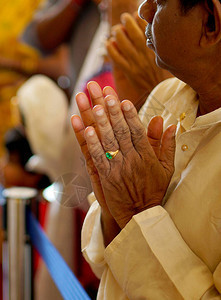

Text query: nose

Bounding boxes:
[138,0,157,24]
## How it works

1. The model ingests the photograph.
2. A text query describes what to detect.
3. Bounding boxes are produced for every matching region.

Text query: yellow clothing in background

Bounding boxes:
[0,0,45,156]
[0,0,44,42]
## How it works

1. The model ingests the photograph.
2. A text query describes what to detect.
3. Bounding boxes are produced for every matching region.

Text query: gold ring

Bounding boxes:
[105,150,119,160]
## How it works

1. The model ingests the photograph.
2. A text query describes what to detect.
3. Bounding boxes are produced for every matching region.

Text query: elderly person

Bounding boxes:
[71,0,221,298]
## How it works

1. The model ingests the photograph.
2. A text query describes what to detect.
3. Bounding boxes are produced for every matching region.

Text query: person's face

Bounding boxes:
[138,0,204,75]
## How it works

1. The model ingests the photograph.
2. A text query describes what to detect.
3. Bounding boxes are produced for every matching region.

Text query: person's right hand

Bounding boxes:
[106,12,172,110]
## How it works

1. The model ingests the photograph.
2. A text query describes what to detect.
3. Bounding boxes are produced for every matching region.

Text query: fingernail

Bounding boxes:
[87,129,94,137]
[107,99,115,106]
[169,125,177,136]
[76,93,88,105]
[88,82,101,97]
[71,115,81,128]
[122,102,131,111]
[120,13,126,24]
[96,108,104,116]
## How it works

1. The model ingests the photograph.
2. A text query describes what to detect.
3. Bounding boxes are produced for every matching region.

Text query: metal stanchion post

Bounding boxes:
[2,187,37,300]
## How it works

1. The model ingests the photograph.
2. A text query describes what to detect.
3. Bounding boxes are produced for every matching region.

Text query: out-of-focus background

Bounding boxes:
[0,0,172,298]
[0,0,45,157]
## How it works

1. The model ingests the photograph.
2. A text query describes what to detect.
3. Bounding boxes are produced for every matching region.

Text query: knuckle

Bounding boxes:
[92,152,104,167]
[80,140,87,148]
[98,118,109,128]
[91,144,102,159]
[110,108,121,118]
[149,137,161,148]
[114,126,130,140]
[84,150,91,161]
[87,121,96,128]
[102,136,117,150]
[131,126,145,139]
[92,96,103,104]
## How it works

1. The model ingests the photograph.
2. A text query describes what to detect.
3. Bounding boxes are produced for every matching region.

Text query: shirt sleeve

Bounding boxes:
[214,262,221,293]
[104,206,221,300]
[81,200,106,279]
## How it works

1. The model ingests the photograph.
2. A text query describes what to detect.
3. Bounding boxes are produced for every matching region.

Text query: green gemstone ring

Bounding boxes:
[105,150,119,160]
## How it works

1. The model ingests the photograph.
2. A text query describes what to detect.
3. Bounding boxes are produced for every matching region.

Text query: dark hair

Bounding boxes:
[181,0,203,11]
[181,0,220,31]
[180,0,220,12]
[4,127,33,166]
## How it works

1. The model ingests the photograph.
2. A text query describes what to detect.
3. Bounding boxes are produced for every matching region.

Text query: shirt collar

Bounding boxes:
[164,84,198,132]
[164,83,221,131]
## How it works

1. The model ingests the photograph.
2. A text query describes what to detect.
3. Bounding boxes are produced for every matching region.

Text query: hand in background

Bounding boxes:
[106,12,173,110]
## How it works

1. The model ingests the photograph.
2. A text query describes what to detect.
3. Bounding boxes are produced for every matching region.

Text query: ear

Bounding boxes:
[200,0,221,47]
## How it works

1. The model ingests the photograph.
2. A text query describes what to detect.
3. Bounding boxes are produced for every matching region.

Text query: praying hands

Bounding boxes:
[71,81,176,232]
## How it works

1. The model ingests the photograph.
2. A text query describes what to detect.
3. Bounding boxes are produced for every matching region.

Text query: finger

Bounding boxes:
[111,25,138,61]
[71,115,107,212]
[159,125,176,173]
[104,95,133,154]
[71,115,90,164]
[133,11,147,35]
[84,126,110,177]
[76,92,96,129]
[106,38,130,71]
[121,13,146,51]
[147,116,163,159]
[71,114,85,144]
[87,81,106,107]
[103,85,119,100]
[92,104,119,152]
[121,100,155,160]
[71,115,97,177]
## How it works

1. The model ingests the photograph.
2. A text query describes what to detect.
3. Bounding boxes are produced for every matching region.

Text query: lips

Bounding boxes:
[145,23,153,44]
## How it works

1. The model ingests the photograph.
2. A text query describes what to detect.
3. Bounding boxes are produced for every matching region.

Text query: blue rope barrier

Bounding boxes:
[26,209,91,300]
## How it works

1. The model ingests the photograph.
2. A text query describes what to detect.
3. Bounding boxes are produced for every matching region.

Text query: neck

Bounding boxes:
[192,62,221,115]
[173,59,221,116]
[197,82,221,116]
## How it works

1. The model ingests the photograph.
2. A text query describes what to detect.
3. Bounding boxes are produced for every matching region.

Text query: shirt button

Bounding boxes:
[180,112,186,121]
[181,144,188,151]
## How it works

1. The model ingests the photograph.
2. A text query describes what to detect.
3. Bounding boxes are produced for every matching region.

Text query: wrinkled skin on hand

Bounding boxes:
[106,12,173,110]
[71,82,121,245]
[72,82,176,238]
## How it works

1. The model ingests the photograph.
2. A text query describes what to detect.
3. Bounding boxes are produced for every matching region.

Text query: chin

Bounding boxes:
[155,55,171,72]
[155,55,166,68]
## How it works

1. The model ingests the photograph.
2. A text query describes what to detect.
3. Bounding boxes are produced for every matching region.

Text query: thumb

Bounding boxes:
[147,116,163,158]
[159,125,176,174]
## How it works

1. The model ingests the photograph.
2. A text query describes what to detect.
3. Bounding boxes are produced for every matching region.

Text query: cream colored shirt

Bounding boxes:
[82,78,221,299]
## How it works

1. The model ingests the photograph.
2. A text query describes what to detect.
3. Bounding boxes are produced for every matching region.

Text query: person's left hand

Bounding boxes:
[71,82,121,245]
[80,85,176,229]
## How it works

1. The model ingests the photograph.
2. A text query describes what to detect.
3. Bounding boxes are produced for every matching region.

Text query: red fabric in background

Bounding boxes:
[74,208,99,299]
[83,66,116,107]
[33,198,49,275]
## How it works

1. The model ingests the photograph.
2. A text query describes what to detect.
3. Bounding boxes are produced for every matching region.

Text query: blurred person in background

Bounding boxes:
[14,0,172,299]
[0,124,50,189]
[0,0,45,157]
[0,0,95,158]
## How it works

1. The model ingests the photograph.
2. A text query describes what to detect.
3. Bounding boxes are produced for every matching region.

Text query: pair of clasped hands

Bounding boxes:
[71,81,176,245]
